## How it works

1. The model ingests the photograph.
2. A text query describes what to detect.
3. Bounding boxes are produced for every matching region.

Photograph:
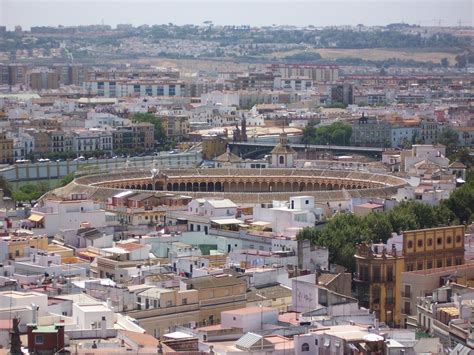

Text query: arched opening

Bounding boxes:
[261,181,268,192]
[155,182,163,190]
[230,182,237,192]
[276,182,284,191]
[186,182,192,191]
[284,182,292,191]
[131,184,136,189]
[351,185,357,189]
[327,183,333,190]
[166,183,172,191]
[147,184,153,190]
[292,182,299,191]
[142,184,147,190]
[172,183,179,191]
[301,343,310,352]
[320,183,326,190]
[199,182,207,192]
[192,182,199,192]
[215,182,222,192]
[333,184,339,190]
[237,181,245,191]
[179,183,186,191]
[279,155,285,165]
[125,185,130,189]
[244,182,252,192]
[208,182,214,191]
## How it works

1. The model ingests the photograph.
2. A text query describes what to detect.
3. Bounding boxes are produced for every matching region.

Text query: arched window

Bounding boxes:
[301,343,310,352]
[279,155,285,164]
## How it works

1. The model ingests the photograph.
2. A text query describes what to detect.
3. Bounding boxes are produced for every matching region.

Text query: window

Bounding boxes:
[417,262,423,270]
[35,335,44,345]
[407,241,413,248]
[279,156,284,164]
[456,235,462,243]
[15,250,20,257]
[417,240,423,248]
[315,339,318,346]
[437,260,443,268]
[182,298,188,305]
[386,266,393,282]
[447,236,452,244]
[427,261,433,269]
[437,237,442,245]
[447,258,452,267]
[427,238,433,246]
[372,266,381,282]
[301,343,310,352]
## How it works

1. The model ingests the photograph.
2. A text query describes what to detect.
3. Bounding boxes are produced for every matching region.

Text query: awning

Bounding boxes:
[250,221,271,227]
[28,214,44,223]
[211,218,243,225]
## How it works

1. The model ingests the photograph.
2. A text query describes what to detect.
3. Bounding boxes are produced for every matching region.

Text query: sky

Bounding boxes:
[0,0,472,30]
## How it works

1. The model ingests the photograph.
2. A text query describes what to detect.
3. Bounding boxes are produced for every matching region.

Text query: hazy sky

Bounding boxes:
[0,0,472,29]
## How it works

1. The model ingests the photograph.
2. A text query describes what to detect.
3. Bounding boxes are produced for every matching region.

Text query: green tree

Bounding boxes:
[440,57,449,67]
[437,128,459,157]
[302,122,352,146]
[12,183,50,204]
[0,175,12,197]
[60,173,75,187]
[442,178,474,224]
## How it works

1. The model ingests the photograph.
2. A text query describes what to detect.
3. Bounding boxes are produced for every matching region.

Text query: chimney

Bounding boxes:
[101,316,107,339]
[31,303,39,324]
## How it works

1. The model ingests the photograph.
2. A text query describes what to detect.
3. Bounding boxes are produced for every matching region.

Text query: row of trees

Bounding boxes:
[298,174,474,272]
[302,122,352,146]
[148,25,471,50]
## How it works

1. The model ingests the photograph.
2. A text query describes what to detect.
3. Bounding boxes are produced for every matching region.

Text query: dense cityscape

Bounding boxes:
[0,5,473,354]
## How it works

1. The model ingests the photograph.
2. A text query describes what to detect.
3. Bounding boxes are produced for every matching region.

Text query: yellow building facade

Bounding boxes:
[7,234,49,259]
[355,225,465,327]
[0,132,13,164]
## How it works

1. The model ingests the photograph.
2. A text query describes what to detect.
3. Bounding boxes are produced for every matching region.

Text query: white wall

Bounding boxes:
[292,278,319,313]
[221,308,278,332]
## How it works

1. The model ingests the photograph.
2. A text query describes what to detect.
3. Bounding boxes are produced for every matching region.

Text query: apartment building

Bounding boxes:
[83,79,185,98]
[50,130,73,154]
[28,70,60,90]
[269,64,339,83]
[113,123,154,151]
[350,115,391,147]
[0,132,13,164]
[354,225,465,327]
[160,115,190,142]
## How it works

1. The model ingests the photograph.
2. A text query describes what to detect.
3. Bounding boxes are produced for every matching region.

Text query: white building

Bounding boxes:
[253,196,319,235]
[221,306,279,332]
[85,112,131,129]
[390,126,420,148]
[72,302,114,330]
[83,79,185,98]
[27,195,108,236]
